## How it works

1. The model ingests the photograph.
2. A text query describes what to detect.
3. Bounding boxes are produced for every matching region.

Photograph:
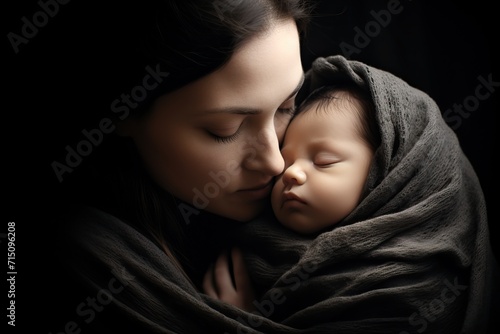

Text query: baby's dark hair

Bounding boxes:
[295,85,380,151]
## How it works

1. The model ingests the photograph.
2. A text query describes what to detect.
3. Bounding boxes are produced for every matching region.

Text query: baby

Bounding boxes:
[271,83,380,234]
[202,56,494,333]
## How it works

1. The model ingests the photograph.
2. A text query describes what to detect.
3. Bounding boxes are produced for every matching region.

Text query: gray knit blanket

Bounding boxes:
[59,55,496,334]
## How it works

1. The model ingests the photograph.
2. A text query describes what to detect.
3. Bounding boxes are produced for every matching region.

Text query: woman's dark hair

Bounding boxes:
[71,0,311,286]
[106,0,311,117]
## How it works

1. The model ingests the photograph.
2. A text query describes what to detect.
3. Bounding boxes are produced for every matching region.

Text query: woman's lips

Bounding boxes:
[238,181,273,200]
[240,181,273,192]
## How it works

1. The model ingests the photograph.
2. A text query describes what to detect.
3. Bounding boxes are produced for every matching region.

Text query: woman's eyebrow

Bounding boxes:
[203,107,262,115]
[202,73,306,115]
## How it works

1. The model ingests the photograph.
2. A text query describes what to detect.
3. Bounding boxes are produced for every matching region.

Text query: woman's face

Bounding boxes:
[127,19,304,222]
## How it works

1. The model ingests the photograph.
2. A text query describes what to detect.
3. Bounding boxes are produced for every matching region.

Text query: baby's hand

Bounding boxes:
[203,248,256,312]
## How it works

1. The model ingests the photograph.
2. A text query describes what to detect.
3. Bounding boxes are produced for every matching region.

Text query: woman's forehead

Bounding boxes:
[155,19,304,115]
[209,19,302,101]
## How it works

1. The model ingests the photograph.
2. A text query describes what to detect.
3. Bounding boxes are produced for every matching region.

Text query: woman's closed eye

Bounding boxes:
[276,95,297,116]
[206,122,243,143]
[277,105,296,116]
[206,96,297,145]
[275,103,297,131]
[208,128,242,144]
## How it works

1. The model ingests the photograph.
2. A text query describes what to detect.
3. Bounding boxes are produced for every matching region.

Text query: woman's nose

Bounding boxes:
[243,127,284,176]
[282,161,306,187]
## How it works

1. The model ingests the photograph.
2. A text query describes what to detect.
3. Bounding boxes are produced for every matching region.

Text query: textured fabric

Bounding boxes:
[57,55,496,334]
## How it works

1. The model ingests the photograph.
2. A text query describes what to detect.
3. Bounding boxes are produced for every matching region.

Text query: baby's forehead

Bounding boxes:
[288,104,343,133]
[296,90,361,118]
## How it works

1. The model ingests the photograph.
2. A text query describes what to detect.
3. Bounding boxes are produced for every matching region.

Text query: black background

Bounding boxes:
[3,0,498,332]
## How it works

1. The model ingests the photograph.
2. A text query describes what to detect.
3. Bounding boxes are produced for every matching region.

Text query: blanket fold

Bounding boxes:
[55,55,496,334]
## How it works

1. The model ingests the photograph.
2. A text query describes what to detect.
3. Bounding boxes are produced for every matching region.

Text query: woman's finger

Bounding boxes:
[231,248,252,292]
[231,247,256,311]
[214,251,236,296]
[202,264,218,299]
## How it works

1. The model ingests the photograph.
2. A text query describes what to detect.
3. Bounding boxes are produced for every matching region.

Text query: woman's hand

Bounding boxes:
[203,248,256,312]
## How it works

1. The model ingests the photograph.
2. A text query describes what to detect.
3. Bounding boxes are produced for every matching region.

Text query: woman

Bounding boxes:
[47,0,311,333]
[43,1,497,333]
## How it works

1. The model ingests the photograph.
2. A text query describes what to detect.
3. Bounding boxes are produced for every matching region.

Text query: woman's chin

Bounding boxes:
[209,200,267,222]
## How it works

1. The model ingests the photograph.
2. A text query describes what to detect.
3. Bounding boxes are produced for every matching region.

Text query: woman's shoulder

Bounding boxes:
[55,204,147,249]
[63,204,127,230]
[57,204,122,235]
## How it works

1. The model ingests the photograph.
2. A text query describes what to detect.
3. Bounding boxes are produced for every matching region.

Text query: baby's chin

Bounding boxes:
[276,210,338,235]
[276,212,310,233]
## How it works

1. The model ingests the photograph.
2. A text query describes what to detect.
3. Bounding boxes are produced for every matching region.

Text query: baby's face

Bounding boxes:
[271,100,374,234]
